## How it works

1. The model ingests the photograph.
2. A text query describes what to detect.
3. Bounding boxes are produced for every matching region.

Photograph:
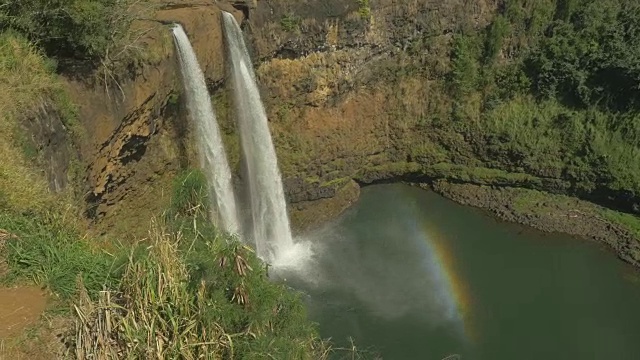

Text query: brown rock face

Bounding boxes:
[67,0,502,234]
[22,101,75,193]
[155,4,232,85]
[244,0,499,203]
[70,2,244,235]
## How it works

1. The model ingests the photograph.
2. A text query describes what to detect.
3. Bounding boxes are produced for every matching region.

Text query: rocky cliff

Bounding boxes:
[58,0,639,250]
[63,3,245,235]
[249,0,497,191]
[245,0,640,219]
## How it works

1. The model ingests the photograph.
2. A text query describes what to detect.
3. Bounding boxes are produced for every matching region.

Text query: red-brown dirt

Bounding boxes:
[0,286,47,340]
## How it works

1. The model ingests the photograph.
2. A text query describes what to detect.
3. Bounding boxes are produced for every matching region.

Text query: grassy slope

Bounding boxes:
[2,201,331,358]
[0,33,61,213]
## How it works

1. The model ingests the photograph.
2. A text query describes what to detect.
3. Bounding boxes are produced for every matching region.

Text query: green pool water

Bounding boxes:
[285,184,640,359]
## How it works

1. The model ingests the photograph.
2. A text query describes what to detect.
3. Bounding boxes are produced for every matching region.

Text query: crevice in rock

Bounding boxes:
[85,93,160,220]
[159,3,211,11]
[119,135,149,165]
[206,78,225,95]
[231,1,251,20]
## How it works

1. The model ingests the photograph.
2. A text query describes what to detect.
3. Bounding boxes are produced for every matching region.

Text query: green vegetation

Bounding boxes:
[167,169,211,220]
[0,0,137,61]
[0,32,68,213]
[509,187,640,239]
[483,15,509,65]
[167,91,180,107]
[1,169,365,358]
[600,209,640,240]
[280,13,300,32]
[526,1,640,111]
[74,228,323,359]
[438,0,640,210]
[321,176,351,189]
[357,0,371,20]
[0,0,159,96]
[510,187,574,215]
[450,34,481,98]
[1,211,118,299]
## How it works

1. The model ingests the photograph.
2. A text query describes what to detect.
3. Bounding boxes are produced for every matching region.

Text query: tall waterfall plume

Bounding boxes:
[172,24,240,235]
[222,13,295,264]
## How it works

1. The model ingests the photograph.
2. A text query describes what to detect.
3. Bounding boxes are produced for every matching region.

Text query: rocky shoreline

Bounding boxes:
[286,176,640,270]
[426,181,640,269]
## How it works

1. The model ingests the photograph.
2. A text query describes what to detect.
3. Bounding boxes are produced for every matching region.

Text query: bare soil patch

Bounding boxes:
[0,286,47,340]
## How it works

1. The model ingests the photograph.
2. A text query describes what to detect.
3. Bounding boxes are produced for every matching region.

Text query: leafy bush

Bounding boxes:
[526,0,640,111]
[280,13,300,32]
[449,34,481,97]
[358,0,371,20]
[0,0,132,61]
[483,15,510,64]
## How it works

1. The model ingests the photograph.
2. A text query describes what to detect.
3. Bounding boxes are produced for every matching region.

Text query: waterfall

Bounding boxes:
[172,24,240,235]
[222,12,294,264]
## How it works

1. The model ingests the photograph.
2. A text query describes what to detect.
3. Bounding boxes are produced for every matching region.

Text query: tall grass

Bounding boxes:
[0,168,367,358]
[66,169,373,359]
[0,32,60,212]
[73,219,333,359]
[0,211,119,299]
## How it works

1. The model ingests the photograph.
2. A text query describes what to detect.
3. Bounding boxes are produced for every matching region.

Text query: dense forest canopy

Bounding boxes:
[526,0,640,111]
[445,0,640,206]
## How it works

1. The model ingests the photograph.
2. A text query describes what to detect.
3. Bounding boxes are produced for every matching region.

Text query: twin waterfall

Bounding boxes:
[172,15,295,265]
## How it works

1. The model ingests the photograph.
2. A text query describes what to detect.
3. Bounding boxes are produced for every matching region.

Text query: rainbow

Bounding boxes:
[419,220,476,342]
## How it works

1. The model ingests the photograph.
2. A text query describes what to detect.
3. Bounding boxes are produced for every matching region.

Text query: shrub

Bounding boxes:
[449,34,481,97]
[167,169,210,219]
[280,13,300,32]
[526,0,640,111]
[358,0,371,20]
[483,15,510,64]
[0,0,132,61]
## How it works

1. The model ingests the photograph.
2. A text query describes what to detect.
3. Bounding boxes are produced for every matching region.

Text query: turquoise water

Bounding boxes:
[285,184,640,359]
